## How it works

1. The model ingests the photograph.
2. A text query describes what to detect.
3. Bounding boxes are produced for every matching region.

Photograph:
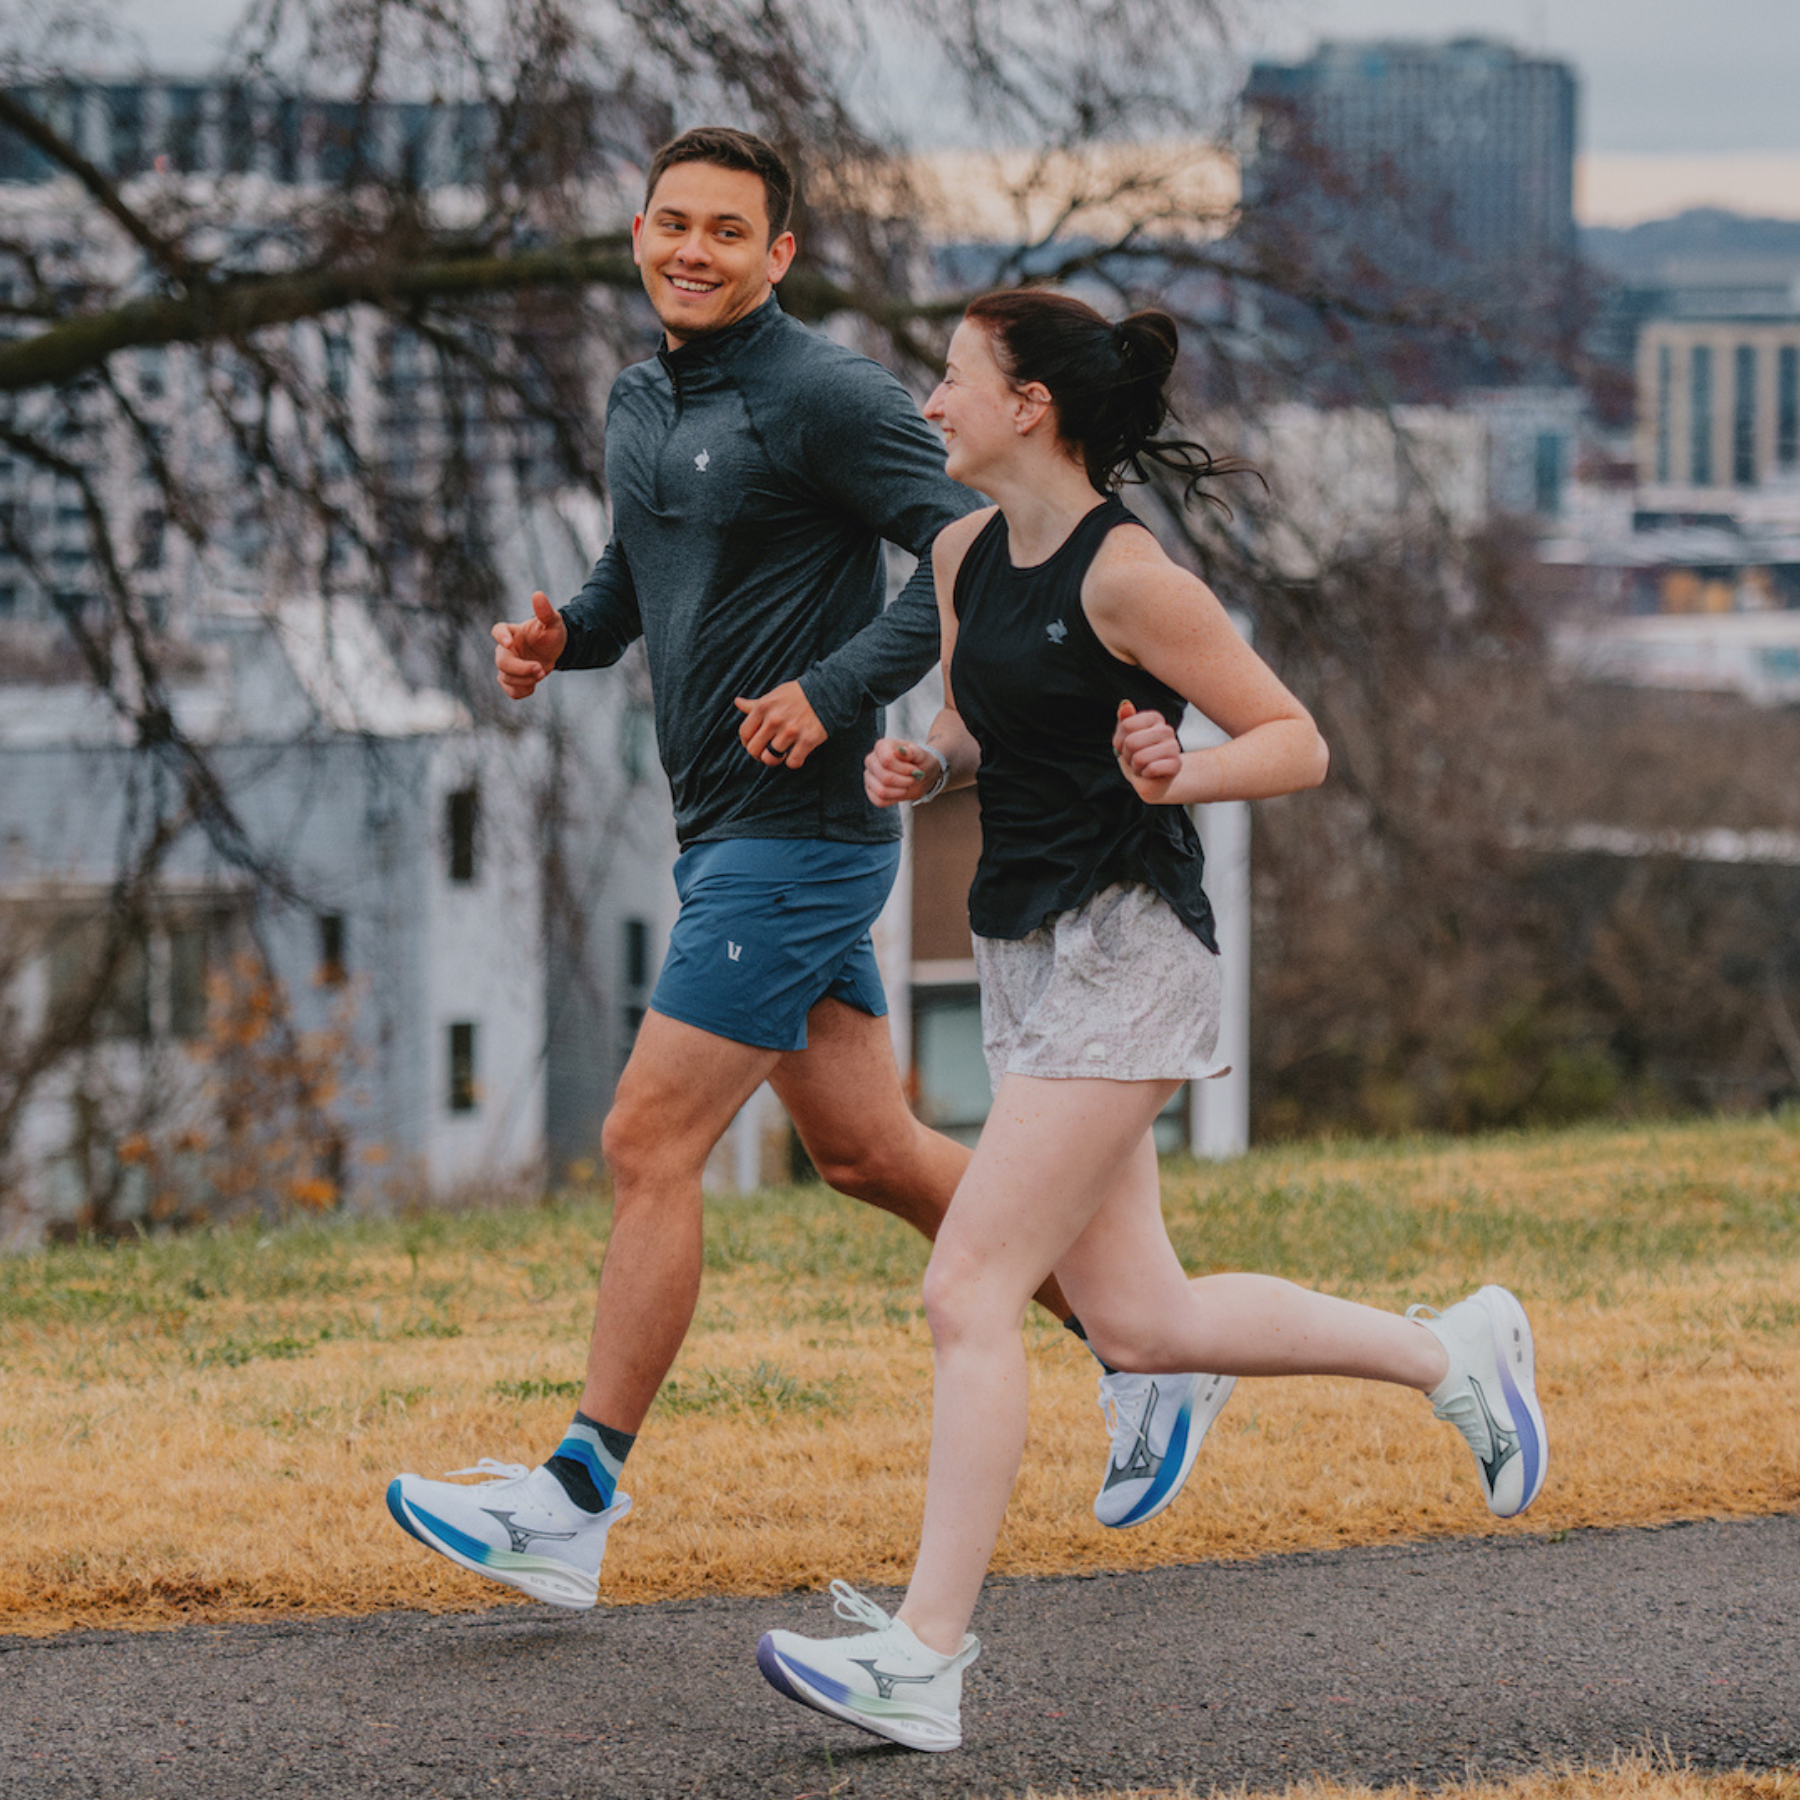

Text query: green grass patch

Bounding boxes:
[4,1116,1798,1379]
[492,1376,583,1403]
[655,1359,851,1419]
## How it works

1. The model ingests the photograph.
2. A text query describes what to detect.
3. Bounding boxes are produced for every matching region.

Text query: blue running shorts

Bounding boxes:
[649,837,900,1052]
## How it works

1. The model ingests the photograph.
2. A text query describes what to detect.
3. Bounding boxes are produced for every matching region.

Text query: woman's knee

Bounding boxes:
[921,1240,1030,1352]
[920,1243,980,1344]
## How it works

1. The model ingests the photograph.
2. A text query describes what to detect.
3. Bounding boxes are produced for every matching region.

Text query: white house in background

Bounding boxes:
[0,590,553,1236]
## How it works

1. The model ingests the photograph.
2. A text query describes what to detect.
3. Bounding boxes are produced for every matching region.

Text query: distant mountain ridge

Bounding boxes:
[1583,208,1800,279]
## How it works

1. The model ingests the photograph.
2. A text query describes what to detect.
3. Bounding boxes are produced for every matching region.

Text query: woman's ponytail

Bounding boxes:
[963,290,1250,506]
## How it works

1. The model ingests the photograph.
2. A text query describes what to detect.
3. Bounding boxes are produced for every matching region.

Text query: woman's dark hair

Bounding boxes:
[962,289,1252,506]
[644,127,797,240]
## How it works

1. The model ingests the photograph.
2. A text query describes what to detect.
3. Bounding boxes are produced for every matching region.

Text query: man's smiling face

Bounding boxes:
[632,161,797,349]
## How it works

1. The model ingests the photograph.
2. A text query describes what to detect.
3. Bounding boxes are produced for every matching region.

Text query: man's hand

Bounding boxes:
[865,737,936,808]
[492,591,568,700]
[1113,700,1184,802]
[734,681,827,769]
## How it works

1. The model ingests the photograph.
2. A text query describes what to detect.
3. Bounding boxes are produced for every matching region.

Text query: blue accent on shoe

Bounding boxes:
[386,1479,430,1547]
[757,1635,804,1702]
[1117,1395,1193,1527]
[402,1498,500,1567]
[1493,1338,1543,1512]
[763,1642,856,1708]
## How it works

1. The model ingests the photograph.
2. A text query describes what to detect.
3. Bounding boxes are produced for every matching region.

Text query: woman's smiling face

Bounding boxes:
[925,320,1033,486]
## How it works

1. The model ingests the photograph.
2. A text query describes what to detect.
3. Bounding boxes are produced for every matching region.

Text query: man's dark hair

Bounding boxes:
[642,128,797,240]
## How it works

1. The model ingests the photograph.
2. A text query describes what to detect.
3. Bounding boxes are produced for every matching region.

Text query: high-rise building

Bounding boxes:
[1243,38,1578,275]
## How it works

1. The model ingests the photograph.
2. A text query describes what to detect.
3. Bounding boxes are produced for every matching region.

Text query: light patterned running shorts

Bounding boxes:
[973,882,1226,1086]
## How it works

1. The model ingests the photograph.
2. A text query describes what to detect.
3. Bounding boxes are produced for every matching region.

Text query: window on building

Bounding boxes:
[448,1021,478,1112]
[1779,346,1799,471]
[165,84,207,173]
[1655,344,1672,483]
[95,936,152,1042]
[317,913,347,986]
[1733,345,1757,487]
[136,347,167,402]
[136,509,166,572]
[167,924,210,1040]
[324,330,352,400]
[48,922,151,1043]
[912,986,991,1145]
[620,693,655,785]
[1689,345,1714,486]
[624,917,650,990]
[1532,432,1565,516]
[446,786,478,883]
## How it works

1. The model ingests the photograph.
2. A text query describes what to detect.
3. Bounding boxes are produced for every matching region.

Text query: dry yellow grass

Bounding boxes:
[1019,1758,1800,1800]
[2,1116,1797,1635]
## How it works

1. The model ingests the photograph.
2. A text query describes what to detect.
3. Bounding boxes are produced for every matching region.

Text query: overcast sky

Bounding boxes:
[96,0,1800,161]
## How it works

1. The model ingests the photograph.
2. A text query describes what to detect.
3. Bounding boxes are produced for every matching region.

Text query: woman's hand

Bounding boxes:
[1113,701,1186,803]
[865,737,938,808]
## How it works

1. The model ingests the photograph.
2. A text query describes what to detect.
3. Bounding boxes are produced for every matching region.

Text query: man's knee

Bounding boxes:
[600,1092,709,1194]
[807,1134,903,1201]
[807,1130,952,1230]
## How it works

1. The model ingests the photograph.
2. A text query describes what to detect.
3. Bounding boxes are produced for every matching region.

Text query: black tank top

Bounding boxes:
[950,496,1218,949]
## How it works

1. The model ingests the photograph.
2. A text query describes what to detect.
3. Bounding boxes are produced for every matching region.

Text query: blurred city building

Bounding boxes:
[1242,38,1578,288]
[1544,236,1800,701]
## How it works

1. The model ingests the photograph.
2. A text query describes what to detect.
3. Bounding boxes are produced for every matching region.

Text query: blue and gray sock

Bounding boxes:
[545,1410,635,1513]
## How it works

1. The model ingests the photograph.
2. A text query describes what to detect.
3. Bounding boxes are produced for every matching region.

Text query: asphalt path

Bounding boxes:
[5,1515,1796,1800]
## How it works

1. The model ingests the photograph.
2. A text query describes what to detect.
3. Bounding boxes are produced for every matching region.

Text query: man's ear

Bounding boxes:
[766,229,798,283]
[630,211,647,265]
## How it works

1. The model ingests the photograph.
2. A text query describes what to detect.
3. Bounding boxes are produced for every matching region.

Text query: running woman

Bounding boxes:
[756,290,1548,1752]
[385,134,1227,1609]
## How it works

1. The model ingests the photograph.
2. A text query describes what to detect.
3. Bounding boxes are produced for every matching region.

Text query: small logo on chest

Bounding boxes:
[694,449,712,472]
[1045,619,1068,644]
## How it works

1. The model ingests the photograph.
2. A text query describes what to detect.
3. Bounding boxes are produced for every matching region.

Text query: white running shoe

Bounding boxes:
[1094,1369,1236,1528]
[757,1580,979,1753]
[1408,1285,1548,1518]
[385,1460,631,1608]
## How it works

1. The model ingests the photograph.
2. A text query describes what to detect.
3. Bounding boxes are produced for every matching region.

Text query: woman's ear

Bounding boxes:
[1014,381,1054,436]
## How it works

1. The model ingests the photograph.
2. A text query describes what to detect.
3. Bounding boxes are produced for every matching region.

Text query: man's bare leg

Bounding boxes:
[583,1009,780,1432]
[771,997,1074,1321]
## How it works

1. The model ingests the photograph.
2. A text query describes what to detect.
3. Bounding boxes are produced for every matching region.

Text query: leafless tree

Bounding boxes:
[3,0,1786,1223]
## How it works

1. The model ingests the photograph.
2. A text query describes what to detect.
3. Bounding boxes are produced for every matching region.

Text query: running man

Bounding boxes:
[385,129,1229,1607]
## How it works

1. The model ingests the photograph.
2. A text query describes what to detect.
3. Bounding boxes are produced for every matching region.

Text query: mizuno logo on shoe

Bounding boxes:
[849,1659,941,1700]
[483,1509,580,1555]
[1467,1377,1520,1493]
[1103,1386,1164,1492]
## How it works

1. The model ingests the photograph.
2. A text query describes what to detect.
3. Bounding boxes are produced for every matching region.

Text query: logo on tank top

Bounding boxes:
[1045,619,1068,644]
[694,449,711,472]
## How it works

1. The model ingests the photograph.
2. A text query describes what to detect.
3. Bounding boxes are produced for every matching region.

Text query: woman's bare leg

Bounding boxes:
[895,1074,1452,1656]
[895,1075,1179,1655]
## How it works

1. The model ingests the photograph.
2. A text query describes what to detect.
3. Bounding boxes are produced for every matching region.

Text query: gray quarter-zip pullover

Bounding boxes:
[556,294,976,846]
